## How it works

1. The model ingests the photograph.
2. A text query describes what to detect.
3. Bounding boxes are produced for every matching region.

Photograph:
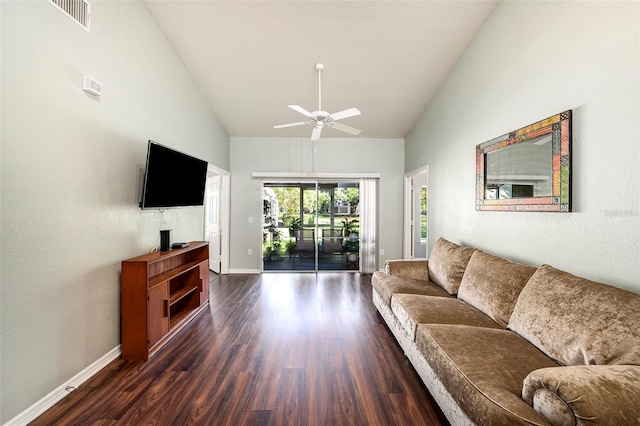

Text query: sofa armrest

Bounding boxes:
[384,259,429,281]
[522,365,640,426]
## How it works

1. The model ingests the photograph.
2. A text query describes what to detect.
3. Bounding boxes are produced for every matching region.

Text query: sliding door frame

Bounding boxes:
[253,172,380,273]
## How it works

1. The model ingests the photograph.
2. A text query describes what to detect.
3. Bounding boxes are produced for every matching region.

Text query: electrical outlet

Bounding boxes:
[379,248,385,256]
[248,249,253,255]
[248,216,253,223]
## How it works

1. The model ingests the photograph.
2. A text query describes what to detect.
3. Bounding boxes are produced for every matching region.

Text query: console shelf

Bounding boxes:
[148,260,204,288]
[170,285,198,305]
[121,241,209,361]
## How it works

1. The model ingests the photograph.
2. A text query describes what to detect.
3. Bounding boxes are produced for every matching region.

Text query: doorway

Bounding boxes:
[404,166,428,259]
[205,165,230,274]
[262,181,360,272]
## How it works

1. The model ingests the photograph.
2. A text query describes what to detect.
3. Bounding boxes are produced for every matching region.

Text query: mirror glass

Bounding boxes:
[476,111,572,212]
[485,134,552,199]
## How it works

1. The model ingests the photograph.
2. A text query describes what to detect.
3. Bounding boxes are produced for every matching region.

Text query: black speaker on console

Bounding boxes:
[160,229,171,251]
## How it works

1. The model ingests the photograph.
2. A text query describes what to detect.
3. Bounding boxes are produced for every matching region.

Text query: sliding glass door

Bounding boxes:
[262,181,360,272]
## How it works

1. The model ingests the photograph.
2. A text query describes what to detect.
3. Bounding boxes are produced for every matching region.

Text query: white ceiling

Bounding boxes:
[143,1,498,140]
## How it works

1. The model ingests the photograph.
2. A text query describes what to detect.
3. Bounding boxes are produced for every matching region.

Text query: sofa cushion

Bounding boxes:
[371,271,451,307]
[391,294,502,339]
[415,324,558,426]
[508,264,640,366]
[427,237,475,295]
[458,250,537,327]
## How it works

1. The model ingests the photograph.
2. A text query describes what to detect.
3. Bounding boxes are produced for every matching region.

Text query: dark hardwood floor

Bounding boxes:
[30,273,448,425]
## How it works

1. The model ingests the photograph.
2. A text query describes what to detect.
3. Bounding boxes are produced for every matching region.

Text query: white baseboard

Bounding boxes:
[4,345,122,426]
[228,268,261,274]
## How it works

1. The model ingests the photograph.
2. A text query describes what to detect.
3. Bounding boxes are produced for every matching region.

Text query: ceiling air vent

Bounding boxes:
[47,0,91,33]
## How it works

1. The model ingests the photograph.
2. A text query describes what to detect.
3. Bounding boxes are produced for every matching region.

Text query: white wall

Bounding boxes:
[0,1,229,422]
[230,137,404,271]
[405,1,639,292]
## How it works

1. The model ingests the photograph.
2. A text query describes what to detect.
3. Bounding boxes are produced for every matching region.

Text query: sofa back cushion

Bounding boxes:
[427,237,475,295]
[458,250,537,327]
[508,264,640,366]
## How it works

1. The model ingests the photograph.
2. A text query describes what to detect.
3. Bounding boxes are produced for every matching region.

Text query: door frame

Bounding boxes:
[205,164,230,274]
[404,166,429,259]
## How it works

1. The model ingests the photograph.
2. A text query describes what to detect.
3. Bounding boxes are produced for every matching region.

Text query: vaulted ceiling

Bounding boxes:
[143,1,498,139]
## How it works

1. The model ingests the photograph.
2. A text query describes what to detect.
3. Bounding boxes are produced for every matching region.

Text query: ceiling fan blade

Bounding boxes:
[311,125,323,141]
[330,122,362,136]
[273,121,308,129]
[330,107,361,121]
[289,105,314,118]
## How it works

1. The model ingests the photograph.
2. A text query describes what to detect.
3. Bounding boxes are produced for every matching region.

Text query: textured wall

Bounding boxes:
[0,1,229,421]
[405,1,639,291]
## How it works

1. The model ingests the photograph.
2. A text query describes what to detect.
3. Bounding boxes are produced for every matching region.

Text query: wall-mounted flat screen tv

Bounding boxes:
[140,141,208,209]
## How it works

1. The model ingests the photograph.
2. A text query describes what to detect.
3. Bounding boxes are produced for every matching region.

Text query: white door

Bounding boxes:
[205,175,221,273]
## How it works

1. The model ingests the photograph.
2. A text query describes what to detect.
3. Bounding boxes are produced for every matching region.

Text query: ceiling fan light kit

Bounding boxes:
[273,62,362,141]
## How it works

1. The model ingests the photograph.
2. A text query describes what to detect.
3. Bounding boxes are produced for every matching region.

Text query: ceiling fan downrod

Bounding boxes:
[315,62,324,112]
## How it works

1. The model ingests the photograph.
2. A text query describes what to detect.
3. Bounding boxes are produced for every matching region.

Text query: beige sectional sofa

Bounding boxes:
[372,238,640,426]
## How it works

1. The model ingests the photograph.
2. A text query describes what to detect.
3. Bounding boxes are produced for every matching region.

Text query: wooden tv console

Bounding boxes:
[121,241,209,361]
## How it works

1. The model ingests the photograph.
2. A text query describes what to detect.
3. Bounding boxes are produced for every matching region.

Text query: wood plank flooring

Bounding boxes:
[30,273,448,425]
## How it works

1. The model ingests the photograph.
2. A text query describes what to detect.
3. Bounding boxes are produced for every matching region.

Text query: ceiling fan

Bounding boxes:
[273,62,362,141]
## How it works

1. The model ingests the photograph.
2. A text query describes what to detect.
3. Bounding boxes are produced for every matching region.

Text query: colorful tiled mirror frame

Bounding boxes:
[476,110,572,212]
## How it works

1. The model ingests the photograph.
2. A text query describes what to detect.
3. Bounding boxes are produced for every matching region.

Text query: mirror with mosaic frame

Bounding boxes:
[476,111,572,212]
